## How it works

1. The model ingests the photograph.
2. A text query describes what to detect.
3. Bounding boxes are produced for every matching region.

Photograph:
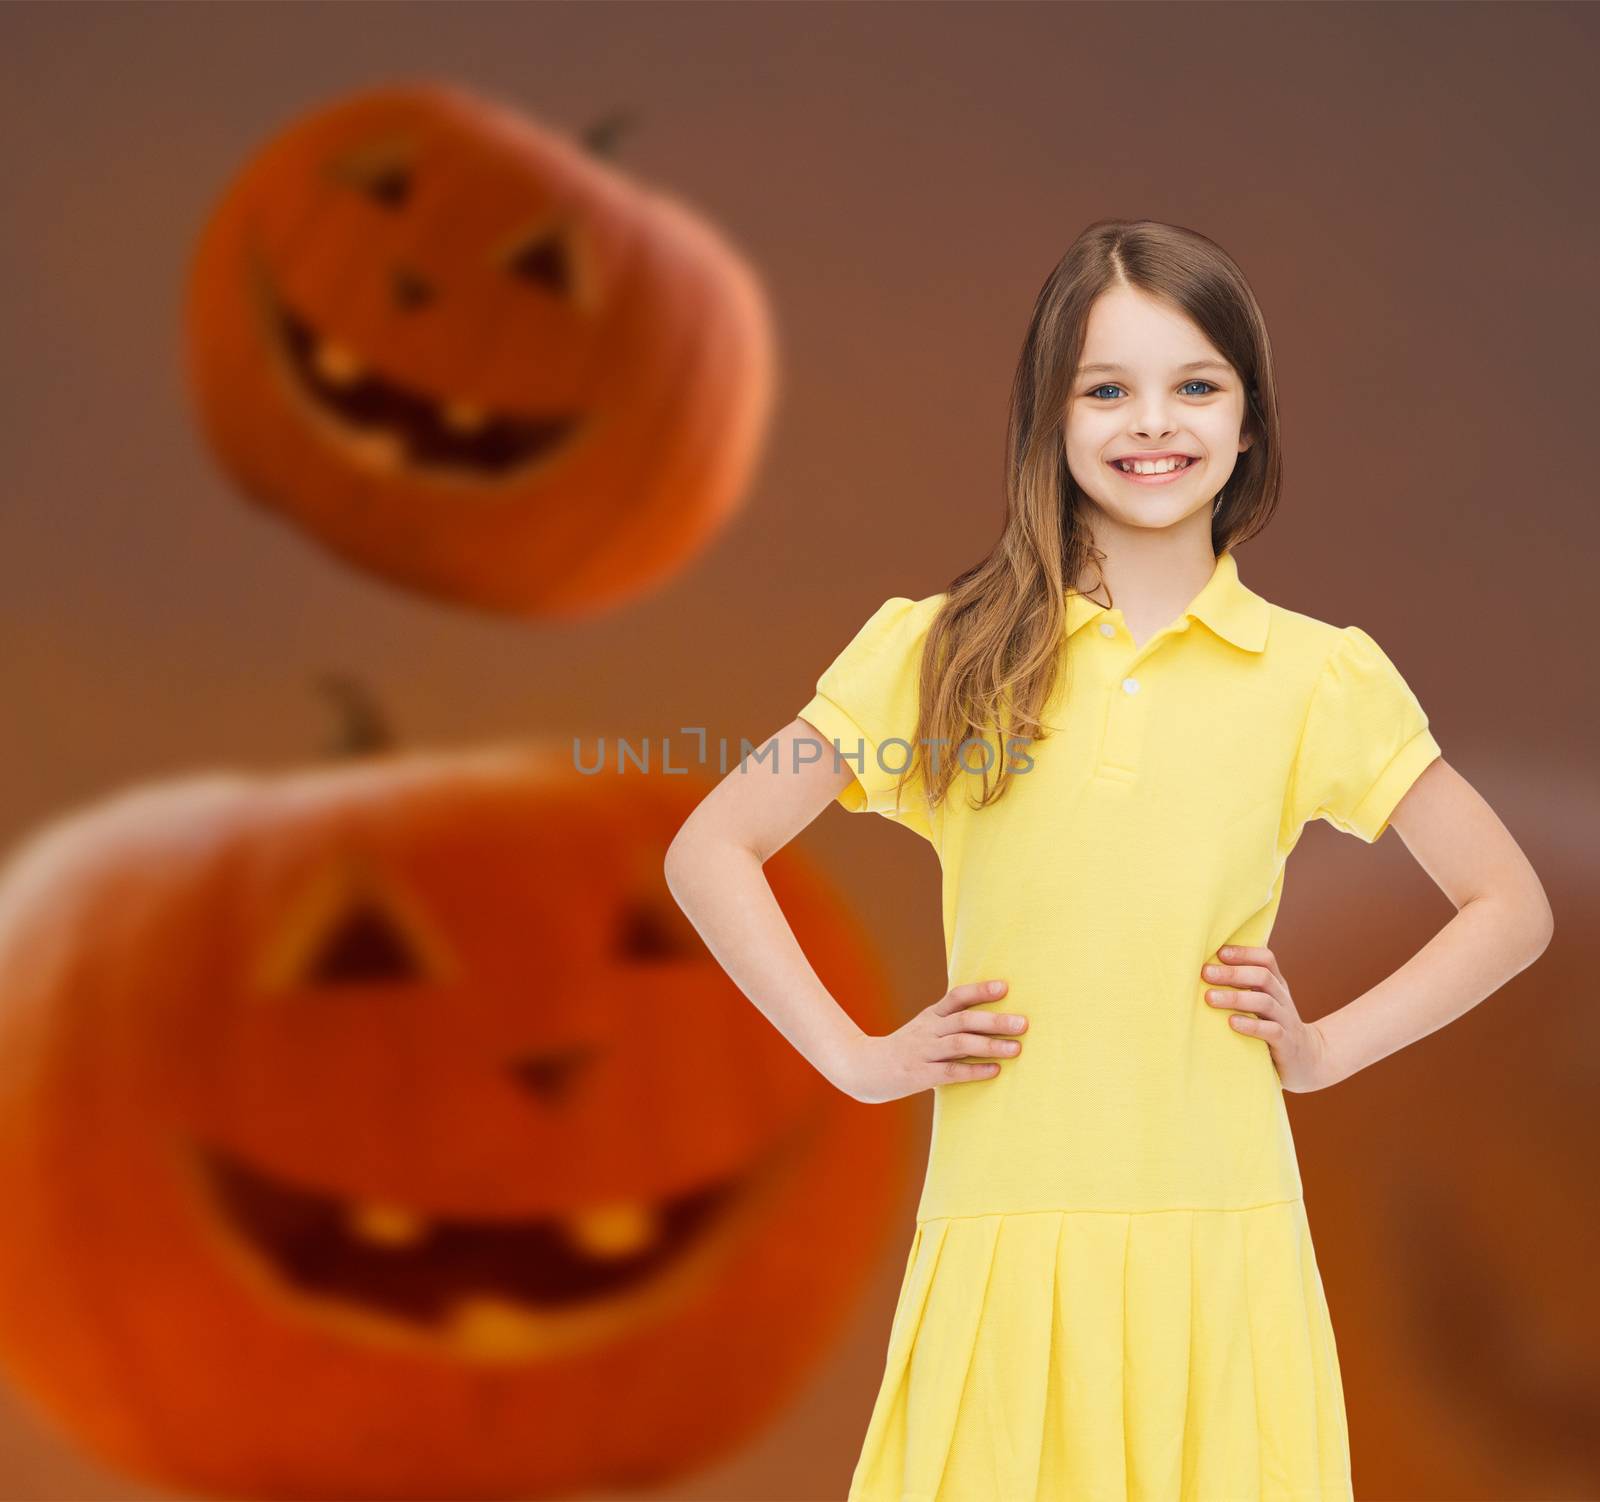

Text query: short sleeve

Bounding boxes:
[795,594,940,837]
[1289,624,1443,843]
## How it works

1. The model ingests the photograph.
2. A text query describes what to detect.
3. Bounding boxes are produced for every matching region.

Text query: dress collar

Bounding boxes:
[1064,549,1270,653]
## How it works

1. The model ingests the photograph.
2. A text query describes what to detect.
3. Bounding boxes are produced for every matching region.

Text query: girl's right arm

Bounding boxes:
[663,716,1027,1105]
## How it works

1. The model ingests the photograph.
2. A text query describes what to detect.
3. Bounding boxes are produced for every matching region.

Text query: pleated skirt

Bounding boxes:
[848,1197,1353,1502]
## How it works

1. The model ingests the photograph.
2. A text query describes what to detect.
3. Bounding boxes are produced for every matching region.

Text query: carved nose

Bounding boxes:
[509,1043,599,1105]
[390,265,435,311]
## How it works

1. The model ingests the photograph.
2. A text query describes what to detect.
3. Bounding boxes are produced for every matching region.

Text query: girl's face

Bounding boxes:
[1062,285,1253,533]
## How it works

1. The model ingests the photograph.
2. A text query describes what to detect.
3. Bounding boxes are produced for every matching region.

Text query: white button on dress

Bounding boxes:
[1099,622,1116,637]
[1122,677,1140,694]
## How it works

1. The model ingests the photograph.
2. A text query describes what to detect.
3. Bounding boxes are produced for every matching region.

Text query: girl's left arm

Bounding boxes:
[1308,756,1553,1087]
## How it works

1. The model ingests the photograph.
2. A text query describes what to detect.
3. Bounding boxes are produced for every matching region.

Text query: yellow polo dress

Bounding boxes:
[795,549,1441,1502]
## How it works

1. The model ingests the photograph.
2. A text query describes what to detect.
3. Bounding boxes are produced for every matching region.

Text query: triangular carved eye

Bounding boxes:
[255,856,455,996]
[507,228,574,298]
[615,896,703,963]
[306,897,426,985]
[326,143,416,210]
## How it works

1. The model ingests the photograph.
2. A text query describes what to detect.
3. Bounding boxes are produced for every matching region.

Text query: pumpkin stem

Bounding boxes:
[315,672,394,756]
[580,110,636,158]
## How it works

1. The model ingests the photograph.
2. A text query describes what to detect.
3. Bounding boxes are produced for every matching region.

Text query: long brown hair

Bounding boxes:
[894,218,1284,819]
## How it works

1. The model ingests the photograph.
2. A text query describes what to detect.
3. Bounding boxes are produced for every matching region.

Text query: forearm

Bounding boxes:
[663,831,867,1084]
[1316,891,1552,1086]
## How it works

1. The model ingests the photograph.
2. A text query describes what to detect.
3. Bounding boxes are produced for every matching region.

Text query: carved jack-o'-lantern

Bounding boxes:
[184,82,776,619]
[0,734,906,1499]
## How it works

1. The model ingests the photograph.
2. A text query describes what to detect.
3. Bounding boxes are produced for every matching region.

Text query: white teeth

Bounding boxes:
[443,400,488,433]
[343,1198,661,1258]
[346,1200,429,1246]
[446,1294,546,1356]
[313,340,364,386]
[565,1202,659,1258]
[348,429,406,471]
[1116,456,1192,475]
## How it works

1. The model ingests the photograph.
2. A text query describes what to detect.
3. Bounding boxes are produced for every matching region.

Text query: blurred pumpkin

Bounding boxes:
[1270,756,1595,1500]
[0,700,907,1500]
[183,81,776,619]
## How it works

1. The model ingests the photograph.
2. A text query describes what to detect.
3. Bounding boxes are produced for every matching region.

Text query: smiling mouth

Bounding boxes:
[1107,456,1198,483]
[250,253,585,480]
[183,1116,815,1361]
[1111,456,1195,472]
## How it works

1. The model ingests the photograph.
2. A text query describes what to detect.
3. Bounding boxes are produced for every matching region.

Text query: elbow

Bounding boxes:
[1509,883,1555,967]
[1529,895,1555,959]
[1466,882,1555,971]
[662,821,716,902]
[1525,865,1556,958]
[662,832,692,901]
[664,805,769,904]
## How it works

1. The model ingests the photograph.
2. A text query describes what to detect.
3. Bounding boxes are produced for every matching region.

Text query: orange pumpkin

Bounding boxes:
[184,82,776,619]
[0,731,907,1499]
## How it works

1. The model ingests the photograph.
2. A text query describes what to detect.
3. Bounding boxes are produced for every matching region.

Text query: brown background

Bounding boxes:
[1,2,1596,1499]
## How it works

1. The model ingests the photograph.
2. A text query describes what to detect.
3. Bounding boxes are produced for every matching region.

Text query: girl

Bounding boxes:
[663,219,1552,1501]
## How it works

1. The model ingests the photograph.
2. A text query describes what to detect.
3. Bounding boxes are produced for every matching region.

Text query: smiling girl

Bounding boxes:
[665,219,1552,1501]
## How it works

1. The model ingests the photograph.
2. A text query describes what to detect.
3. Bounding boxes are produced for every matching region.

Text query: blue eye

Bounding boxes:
[1084,380,1219,400]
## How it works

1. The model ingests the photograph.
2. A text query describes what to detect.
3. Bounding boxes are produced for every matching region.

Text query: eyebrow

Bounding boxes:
[1077,359,1232,375]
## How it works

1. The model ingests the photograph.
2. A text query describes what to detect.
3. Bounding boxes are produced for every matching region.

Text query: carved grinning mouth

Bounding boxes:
[252,256,585,479]
[196,1139,728,1320]
[184,1112,818,1359]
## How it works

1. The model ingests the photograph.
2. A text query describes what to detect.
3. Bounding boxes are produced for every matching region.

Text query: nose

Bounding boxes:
[1128,392,1182,440]
[1130,409,1179,441]
[508,1043,599,1105]
[390,264,435,311]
